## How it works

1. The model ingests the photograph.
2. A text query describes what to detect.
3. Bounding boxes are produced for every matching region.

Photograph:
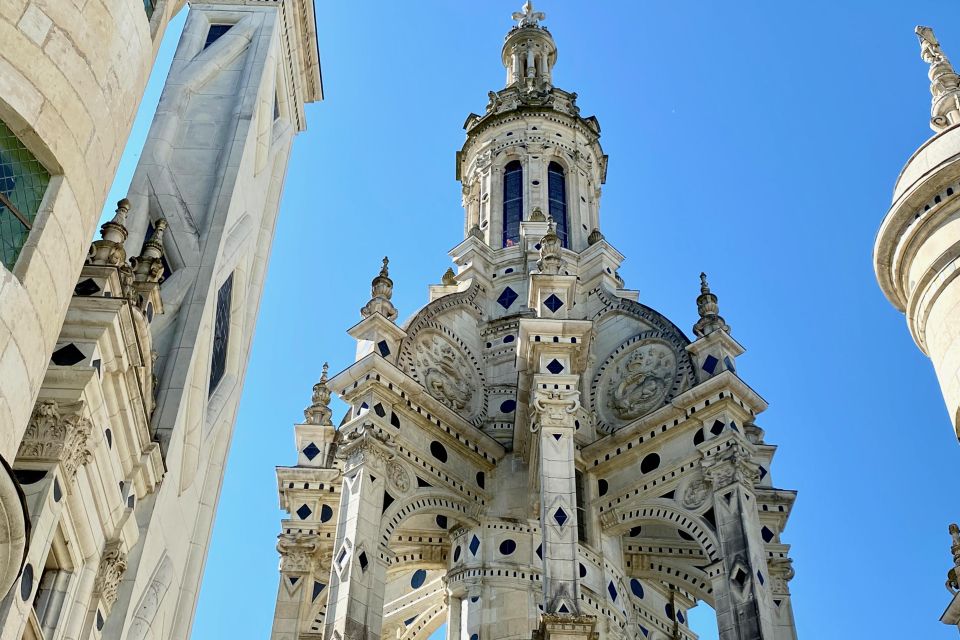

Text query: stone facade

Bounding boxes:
[270,5,799,640]
[0,0,321,638]
[875,27,960,631]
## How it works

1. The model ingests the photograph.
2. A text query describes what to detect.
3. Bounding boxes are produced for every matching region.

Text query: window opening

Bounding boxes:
[0,119,50,270]
[204,24,232,49]
[575,470,587,543]
[502,160,523,247]
[548,162,568,248]
[209,273,234,394]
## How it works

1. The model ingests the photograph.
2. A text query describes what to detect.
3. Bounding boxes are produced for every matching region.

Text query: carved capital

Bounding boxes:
[277,533,321,574]
[767,557,795,595]
[701,442,759,490]
[335,422,395,471]
[94,541,127,612]
[19,400,94,480]
[531,388,580,431]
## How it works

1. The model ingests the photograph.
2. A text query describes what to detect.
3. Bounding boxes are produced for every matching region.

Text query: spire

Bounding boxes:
[88,199,131,266]
[360,256,398,321]
[693,272,730,338]
[304,363,332,425]
[131,219,168,285]
[502,1,556,91]
[537,216,563,274]
[916,26,960,132]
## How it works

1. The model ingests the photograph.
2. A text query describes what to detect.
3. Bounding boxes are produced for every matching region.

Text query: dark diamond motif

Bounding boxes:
[289,576,300,585]
[724,355,736,372]
[702,354,719,374]
[312,582,325,600]
[607,581,618,601]
[51,343,85,366]
[543,294,564,313]
[554,506,569,527]
[74,278,101,296]
[558,603,569,613]
[497,287,518,309]
[469,535,480,556]
[296,504,312,519]
[377,340,390,357]
[302,443,321,460]
[546,359,564,374]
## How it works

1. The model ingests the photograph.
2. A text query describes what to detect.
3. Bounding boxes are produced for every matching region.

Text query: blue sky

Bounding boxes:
[105,2,960,638]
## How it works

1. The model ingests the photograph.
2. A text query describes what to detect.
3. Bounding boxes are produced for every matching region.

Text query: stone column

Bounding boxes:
[444,587,462,640]
[270,533,320,639]
[702,441,777,640]
[532,374,582,615]
[323,423,393,640]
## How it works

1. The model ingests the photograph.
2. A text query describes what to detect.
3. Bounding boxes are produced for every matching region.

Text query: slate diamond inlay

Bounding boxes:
[546,358,565,375]
[554,506,569,527]
[543,294,564,313]
[469,535,480,556]
[377,340,391,357]
[302,443,321,461]
[296,504,312,520]
[702,354,719,374]
[497,287,518,309]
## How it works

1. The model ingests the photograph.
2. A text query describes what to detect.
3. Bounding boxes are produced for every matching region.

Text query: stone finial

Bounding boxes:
[693,272,730,338]
[304,363,333,425]
[916,26,960,132]
[587,228,604,246]
[537,216,563,274]
[442,267,457,286]
[512,1,545,28]
[949,523,960,593]
[360,256,398,321]
[88,199,131,267]
[530,206,547,222]
[131,219,168,285]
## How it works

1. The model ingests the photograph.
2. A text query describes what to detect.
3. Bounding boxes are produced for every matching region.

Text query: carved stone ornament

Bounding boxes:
[19,400,94,479]
[94,541,128,612]
[277,533,320,574]
[701,442,760,490]
[413,333,477,414]
[531,388,580,431]
[599,339,679,423]
[681,478,710,510]
[336,421,396,471]
[386,460,411,494]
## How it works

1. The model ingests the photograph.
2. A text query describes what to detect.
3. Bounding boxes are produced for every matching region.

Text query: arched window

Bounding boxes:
[502,160,523,247]
[548,162,568,247]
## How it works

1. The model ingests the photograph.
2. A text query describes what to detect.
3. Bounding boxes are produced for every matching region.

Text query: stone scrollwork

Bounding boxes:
[413,333,477,414]
[531,388,580,432]
[277,533,320,574]
[19,400,95,480]
[94,541,128,613]
[336,421,396,471]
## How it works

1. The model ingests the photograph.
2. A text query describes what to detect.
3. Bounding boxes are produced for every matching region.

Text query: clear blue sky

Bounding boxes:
[104,2,960,638]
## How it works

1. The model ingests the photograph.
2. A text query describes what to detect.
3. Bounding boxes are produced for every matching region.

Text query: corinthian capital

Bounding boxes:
[700,441,759,489]
[19,400,94,480]
[531,388,580,431]
[277,532,321,574]
[94,541,127,613]
[335,421,396,471]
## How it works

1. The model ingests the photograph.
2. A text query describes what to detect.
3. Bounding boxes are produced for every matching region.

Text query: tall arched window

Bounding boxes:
[502,160,523,247]
[548,162,568,248]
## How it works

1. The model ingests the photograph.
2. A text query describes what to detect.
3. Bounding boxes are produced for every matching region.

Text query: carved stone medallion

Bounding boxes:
[387,460,411,494]
[594,335,684,429]
[682,479,710,510]
[412,332,478,415]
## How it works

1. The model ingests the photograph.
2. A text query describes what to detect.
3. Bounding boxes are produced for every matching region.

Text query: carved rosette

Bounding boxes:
[19,400,94,480]
[411,332,480,418]
[277,533,320,574]
[701,442,760,490]
[592,334,689,431]
[94,541,128,613]
[335,422,396,472]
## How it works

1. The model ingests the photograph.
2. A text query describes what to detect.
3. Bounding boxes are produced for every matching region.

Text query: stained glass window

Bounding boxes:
[0,120,50,270]
[209,273,234,394]
[502,160,522,247]
[548,162,568,248]
[204,24,232,49]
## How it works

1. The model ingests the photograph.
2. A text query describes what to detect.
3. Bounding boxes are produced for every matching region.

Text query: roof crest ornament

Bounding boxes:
[361,256,398,321]
[916,26,960,132]
[693,272,730,338]
[304,362,332,425]
[512,1,545,28]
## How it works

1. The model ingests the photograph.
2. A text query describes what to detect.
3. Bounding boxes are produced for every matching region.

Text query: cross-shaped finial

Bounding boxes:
[512,1,545,28]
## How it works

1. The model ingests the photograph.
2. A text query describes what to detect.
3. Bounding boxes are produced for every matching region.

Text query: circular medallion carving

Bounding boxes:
[412,332,480,417]
[387,460,410,494]
[682,479,710,510]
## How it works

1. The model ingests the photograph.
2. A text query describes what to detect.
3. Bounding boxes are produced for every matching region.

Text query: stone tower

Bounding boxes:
[874,27,960,629]
[875,26,960,438]
[270,4,799,640]
[0,1,321,639]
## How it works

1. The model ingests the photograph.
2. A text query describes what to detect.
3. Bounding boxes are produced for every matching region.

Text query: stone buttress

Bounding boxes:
[271,4,799,640]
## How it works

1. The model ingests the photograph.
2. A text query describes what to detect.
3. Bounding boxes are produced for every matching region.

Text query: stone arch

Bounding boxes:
[628,557,714,607]
[604,501,721,563]
[380,490,479,549]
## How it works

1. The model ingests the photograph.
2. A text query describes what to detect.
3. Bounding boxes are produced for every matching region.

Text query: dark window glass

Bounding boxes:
[274,94,281,120]
[502,160,522,247]
[143,0,157,19]
[0,120,50,270]
[209,273,234,394]
[204,24,232,49]
[575,470,587,544]
[548,162,568,248]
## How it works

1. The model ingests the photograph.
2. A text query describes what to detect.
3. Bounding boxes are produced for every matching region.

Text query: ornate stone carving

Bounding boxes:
[94,541,127,612]
[360,257,397,321]
[277,533,320,574]
[537,217,563,274]
[304,363,333,426]
[608,342,677,421]
[948,523,960,594]
[336,421,396,471]
[682,478,710,510]
[701,442,760,490]
[413,333,476,413]
[917,26,960,132]
[511,1,545,28]
[531,388,580,431]
[768,557,795,596]
[19,400,94,480]
[386,460,411,494]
